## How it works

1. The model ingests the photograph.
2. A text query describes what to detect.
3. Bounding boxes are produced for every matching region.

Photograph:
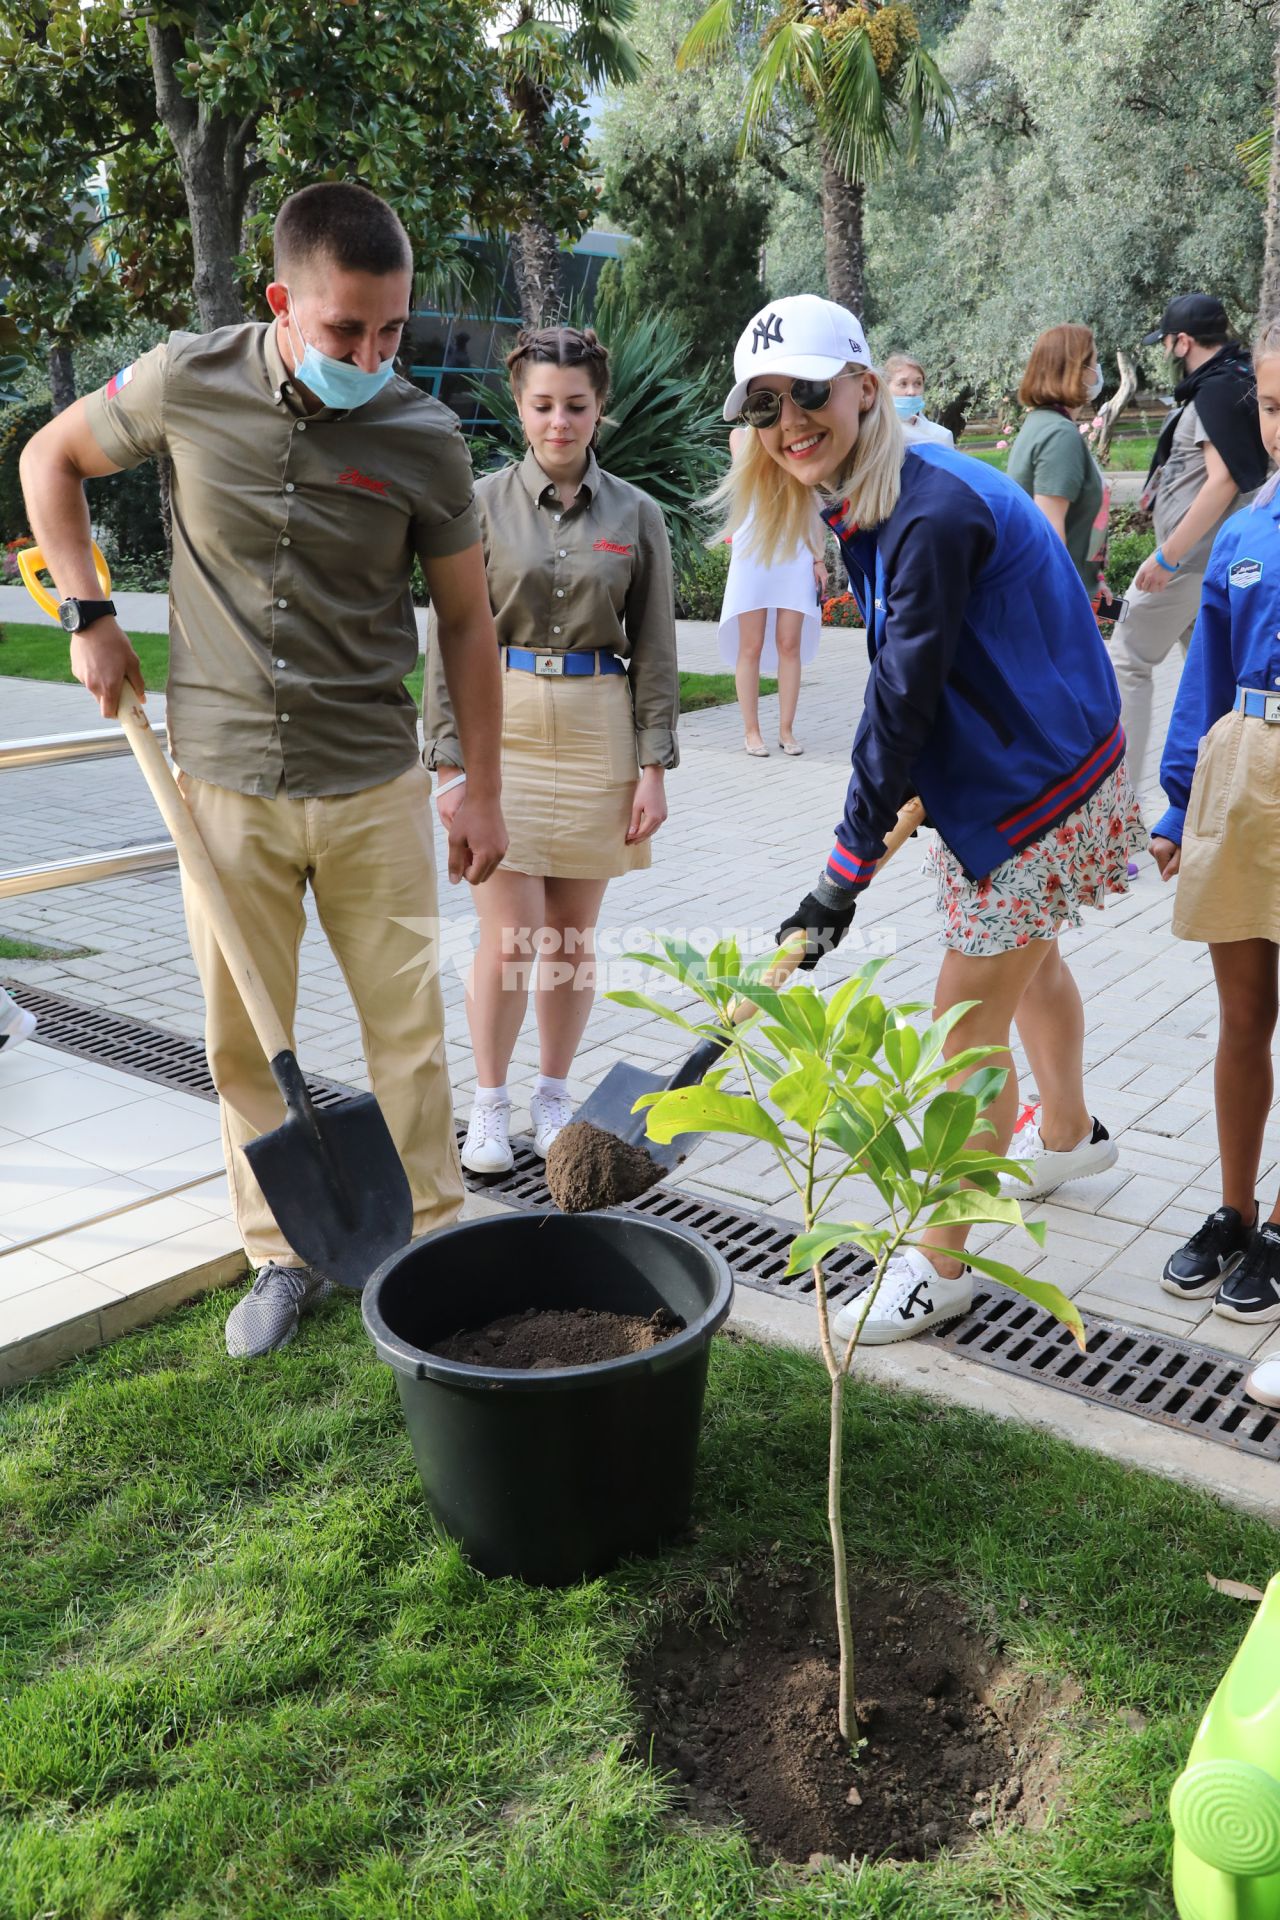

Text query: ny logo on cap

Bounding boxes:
[751,312,784,354]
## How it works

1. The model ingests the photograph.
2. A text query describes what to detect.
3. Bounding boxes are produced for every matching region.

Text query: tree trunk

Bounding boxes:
[1091,350,1138,462]
[512,216,567,326]
[48,342,77,414]
[1262,24,1280,323]
[820,145,866,316]
[147,20,248,333]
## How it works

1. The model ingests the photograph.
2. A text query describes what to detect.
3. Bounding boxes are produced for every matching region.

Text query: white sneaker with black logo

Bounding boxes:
[999,1111,1118,1202]
[830,1247,973,1346]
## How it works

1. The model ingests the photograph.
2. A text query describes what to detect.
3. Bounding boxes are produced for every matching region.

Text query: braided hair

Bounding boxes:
[506,326,611,447]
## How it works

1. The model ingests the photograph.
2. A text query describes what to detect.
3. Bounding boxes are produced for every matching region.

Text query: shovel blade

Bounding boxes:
[243,1091,413,1292]
[569,1062,695,1175]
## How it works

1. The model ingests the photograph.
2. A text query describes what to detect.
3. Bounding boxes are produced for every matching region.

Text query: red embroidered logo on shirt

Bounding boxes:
[337,467,389,496]
[593,538,631,555]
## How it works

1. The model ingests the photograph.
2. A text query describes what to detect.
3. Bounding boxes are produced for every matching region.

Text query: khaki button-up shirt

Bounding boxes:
[84,321,480,798]
[425,448,679,771]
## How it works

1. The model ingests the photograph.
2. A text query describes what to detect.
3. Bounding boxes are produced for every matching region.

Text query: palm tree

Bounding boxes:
[498,1,646,325]
[678,1,953,316]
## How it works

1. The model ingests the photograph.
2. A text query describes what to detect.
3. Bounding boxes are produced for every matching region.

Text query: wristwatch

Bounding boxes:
[57,596,117,634]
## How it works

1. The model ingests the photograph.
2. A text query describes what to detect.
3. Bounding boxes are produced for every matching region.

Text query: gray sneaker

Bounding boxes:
[225,1262,335,1358]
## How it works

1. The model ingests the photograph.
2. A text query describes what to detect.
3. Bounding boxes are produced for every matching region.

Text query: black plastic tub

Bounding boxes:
[362,1209,734,1585]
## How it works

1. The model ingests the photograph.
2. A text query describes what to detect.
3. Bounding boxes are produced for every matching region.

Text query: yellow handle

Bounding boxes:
[16,542,112,620]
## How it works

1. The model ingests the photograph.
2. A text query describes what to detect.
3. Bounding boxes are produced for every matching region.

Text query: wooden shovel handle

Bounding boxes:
[116,684,291,1064]
[728,796,927,1026]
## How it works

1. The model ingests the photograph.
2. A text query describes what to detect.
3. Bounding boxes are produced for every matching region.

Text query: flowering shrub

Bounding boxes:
[821,590,864,628]
[2,535,34,582]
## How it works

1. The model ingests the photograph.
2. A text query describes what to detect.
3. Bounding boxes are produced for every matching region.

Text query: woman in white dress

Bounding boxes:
[717,426,824,757]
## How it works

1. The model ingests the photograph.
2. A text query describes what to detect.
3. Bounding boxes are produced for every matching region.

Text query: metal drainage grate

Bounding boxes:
[2,980,357,1109]
[6,980,1276,1462]
[468,1149,1280,1465]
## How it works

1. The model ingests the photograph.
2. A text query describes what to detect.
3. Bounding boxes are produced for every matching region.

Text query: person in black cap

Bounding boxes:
[1111,292,1268,807]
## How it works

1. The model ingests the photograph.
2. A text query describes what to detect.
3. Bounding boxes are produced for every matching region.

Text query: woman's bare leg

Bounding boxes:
[1209,939,1278,1221]
[919,938,1059,1277]
[1013,940,1092,1150]
[775,610,803,748]
[534,876,611,1078]
[466,869,546,1087]
[735,610,767,752]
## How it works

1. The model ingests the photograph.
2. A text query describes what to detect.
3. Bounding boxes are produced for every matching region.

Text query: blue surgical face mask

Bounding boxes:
[283,289,396,410]
[892,392,922,420]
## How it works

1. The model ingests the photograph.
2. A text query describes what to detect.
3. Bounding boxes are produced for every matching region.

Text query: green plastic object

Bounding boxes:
[1172,1573,1280,1920]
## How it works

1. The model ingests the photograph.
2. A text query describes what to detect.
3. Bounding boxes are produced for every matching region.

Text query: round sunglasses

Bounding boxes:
[738,370,858,431]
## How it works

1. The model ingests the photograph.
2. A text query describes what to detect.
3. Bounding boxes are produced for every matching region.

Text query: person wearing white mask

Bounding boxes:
[20,180,507,1360]
[883,353,954,447]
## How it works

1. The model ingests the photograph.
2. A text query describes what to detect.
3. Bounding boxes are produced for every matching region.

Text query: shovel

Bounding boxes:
[18,543,412,1290]
[571,797,927,1176]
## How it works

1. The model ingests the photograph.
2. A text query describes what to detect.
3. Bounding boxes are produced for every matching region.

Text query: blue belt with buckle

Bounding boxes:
[504,646,624,678]
[1236,686,1280,722]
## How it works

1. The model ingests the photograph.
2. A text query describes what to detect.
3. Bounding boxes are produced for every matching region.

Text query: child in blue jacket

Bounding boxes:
[1150,319,1280,1342]
[718,295,1146,1346]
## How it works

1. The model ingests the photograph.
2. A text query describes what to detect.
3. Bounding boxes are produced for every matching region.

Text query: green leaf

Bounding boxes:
[785,1221,882,1275]
[605,990,701,1033]
[642,1085,787,1151]
[882,1017,921,1085]
[770,1056,832,1134]
[921,1090,978,1169]
[912,1000,980,1074]
[925,1191,1029,1231]
[959,1065,1009,1112]
[963,1250,1086,1350]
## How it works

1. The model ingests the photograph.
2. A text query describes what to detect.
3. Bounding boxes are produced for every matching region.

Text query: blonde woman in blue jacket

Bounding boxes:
[721,296,1145,1346]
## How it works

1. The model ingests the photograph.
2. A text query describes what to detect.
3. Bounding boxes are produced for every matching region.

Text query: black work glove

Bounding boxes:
[777,876,858,971]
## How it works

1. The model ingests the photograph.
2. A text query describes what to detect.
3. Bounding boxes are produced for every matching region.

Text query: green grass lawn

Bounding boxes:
[970,435,1157,475]
[0,933,79,961]
[2,1296,1275,1919]
[0,626,771,715]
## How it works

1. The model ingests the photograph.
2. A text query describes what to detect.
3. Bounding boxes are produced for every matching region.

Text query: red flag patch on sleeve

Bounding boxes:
[106,364,136,398]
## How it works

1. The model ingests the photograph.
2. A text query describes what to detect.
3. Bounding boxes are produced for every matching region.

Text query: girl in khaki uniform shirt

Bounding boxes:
[427,326,679,1174]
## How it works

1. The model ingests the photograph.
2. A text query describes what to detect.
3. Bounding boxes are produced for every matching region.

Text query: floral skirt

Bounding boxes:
[926,766,1148,956]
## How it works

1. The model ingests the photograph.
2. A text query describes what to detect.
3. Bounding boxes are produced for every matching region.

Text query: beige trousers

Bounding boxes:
[176,762,463,1268]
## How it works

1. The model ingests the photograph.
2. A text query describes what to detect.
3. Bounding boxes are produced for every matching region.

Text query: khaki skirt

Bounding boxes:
[1174,710,1280,942]
[498,658,651,880]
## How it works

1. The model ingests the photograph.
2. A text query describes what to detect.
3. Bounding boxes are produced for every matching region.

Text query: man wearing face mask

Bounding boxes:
[1112,292,1269,801]
[20,181,507,1359]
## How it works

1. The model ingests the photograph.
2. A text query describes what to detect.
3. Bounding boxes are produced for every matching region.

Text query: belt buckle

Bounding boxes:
[534,653,564,676]
[1266,695,1280,724]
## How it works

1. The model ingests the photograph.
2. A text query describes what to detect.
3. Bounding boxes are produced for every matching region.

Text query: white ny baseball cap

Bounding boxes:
[723,294,873,423]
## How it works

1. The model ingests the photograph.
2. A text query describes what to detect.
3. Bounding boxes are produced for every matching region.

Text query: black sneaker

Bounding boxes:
[1214,1223,1280,1324]
[1161,1205,1255,1300]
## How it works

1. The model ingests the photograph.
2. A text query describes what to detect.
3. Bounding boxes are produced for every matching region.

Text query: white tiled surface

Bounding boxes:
[0,1039,242,1385]
[2,626,1279,1406]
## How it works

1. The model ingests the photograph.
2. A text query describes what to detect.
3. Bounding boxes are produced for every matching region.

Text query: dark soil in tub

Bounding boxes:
[630,1565,1074,1866]
[429,1304,684,1369]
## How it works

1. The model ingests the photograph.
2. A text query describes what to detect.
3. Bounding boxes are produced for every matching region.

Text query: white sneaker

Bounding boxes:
[530,1087,575,1159]
[999,1111,1118,1201]
[831,1246,973,1346]
[0,991,37,1055]
[1245,1350,1280,1409]
[461,1099,514,1174]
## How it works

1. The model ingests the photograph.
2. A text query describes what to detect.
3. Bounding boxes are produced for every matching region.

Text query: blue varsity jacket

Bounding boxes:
[821,443,1125,890]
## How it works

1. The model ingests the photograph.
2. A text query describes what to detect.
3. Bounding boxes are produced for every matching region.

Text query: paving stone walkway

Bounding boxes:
[1,620,1273,1373]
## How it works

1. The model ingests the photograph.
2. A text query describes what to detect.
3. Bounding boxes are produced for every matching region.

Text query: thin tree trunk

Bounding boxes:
[829,1365,856,1745]
[1262,24,1280,321]
[48,343,77,414]
[512,215,566,327]
[147,20,247,333]
[820,144,866,316]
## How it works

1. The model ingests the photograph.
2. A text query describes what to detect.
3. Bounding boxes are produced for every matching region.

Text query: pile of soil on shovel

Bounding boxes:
[630,1565,1072,1866]
[430,1303,684,1370]
[544,1121,665,1213]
